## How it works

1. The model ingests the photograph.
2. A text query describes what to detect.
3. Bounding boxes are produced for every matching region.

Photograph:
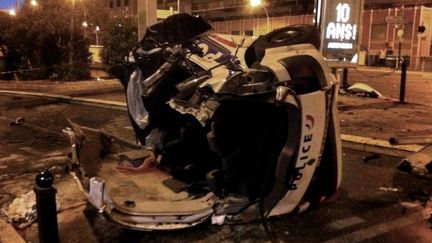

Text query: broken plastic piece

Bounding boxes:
[88,177,105,212]
[378,186,399,192]
[8,117,25,126]
[211,214,226,225]
[362,153,380,162]
[397,145,432,177]
[347,83,382,98]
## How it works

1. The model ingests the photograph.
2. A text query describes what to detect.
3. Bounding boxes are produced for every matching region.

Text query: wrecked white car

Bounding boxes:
[65,13,342,231]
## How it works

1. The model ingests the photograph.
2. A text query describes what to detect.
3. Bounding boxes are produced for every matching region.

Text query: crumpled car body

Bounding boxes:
[65,13,342,231]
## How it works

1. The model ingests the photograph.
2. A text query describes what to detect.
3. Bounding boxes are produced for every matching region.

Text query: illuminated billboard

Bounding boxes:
[319,0,363,64]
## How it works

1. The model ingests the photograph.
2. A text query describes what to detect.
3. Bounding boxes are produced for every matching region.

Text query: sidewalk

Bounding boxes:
[338,94,432,141]
[0,79,123,97]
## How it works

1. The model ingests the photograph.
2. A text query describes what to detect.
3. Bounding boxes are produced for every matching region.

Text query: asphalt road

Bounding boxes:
[347,67,432,105]
[0,94,431,242]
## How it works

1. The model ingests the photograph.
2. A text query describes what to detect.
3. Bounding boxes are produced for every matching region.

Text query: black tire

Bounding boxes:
[245,24,319,67]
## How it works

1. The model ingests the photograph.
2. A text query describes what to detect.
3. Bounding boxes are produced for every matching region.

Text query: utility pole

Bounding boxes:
[137,0,157,42]
[69,0,75,80]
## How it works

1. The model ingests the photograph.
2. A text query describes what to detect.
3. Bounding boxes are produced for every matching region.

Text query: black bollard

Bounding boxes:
[34,170,60,243]
[342,68,349,90]
[399,59,407,103]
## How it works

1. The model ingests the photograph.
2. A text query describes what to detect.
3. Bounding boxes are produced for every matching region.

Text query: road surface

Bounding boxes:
[0,94,431,242]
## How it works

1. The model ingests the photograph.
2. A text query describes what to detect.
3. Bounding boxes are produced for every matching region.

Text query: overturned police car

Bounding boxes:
[65,13,342,231]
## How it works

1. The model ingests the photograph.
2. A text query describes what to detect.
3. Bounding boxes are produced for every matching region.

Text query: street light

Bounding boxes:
[30,0,38,7]
[8,10,16,16]
[249,0,270,33]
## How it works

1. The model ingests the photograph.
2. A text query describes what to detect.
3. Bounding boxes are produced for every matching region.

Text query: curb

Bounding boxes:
[341,134,423,158]
[0,90,127,111]
[0,89,423,158]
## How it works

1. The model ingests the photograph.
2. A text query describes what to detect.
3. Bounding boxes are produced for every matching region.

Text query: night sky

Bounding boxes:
[0,0,23,10]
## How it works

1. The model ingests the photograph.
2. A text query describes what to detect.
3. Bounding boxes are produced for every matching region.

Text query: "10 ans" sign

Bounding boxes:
[325,3,357,49]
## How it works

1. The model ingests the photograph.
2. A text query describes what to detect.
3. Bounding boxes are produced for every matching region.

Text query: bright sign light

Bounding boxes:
[326,3,357,44]
[320,0,362,63]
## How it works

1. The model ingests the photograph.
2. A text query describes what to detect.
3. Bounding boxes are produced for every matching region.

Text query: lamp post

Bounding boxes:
[69,0,75,71]
[95,26,100,45]
[82,21,88,38]
[250,0,270,33]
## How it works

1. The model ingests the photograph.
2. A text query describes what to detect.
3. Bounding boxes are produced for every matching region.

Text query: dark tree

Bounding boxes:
[101,17,138,79]
[2,0,108,80]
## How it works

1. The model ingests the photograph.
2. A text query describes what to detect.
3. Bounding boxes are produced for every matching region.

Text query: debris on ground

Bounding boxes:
[1,191,37,229]
[423,198,432,225]
[400,201,422,210]
[378,186,399,192]
[362,153,380,162]
[397,145,432,178]
[1,190,61,229]
[346,83,383,98]
[8,117,25,126]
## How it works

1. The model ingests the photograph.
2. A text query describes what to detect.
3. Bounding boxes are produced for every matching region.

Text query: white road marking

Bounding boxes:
[325,216,365,231]
[324,211,425,243]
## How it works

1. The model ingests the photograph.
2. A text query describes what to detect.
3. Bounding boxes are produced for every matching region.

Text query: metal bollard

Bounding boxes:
[399,59,407,103]
[34,170,60,243]
[342,68,349,90]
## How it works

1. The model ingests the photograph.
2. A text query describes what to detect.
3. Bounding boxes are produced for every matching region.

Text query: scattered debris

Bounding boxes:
[400,201,422,209]
[362,153,380,162]
[423,198,432,225]
[399,201,422,215]
[1,190,61,229]
[378,186,399,192]
[8,117,25,126]
[346,83,383,98]
[397,145,432,178]
[211,214,226,225]
[2,191,37,229]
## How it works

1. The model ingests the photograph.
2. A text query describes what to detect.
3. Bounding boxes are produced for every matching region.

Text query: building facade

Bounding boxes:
[210,6,432,70]
[105,0,432,70]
